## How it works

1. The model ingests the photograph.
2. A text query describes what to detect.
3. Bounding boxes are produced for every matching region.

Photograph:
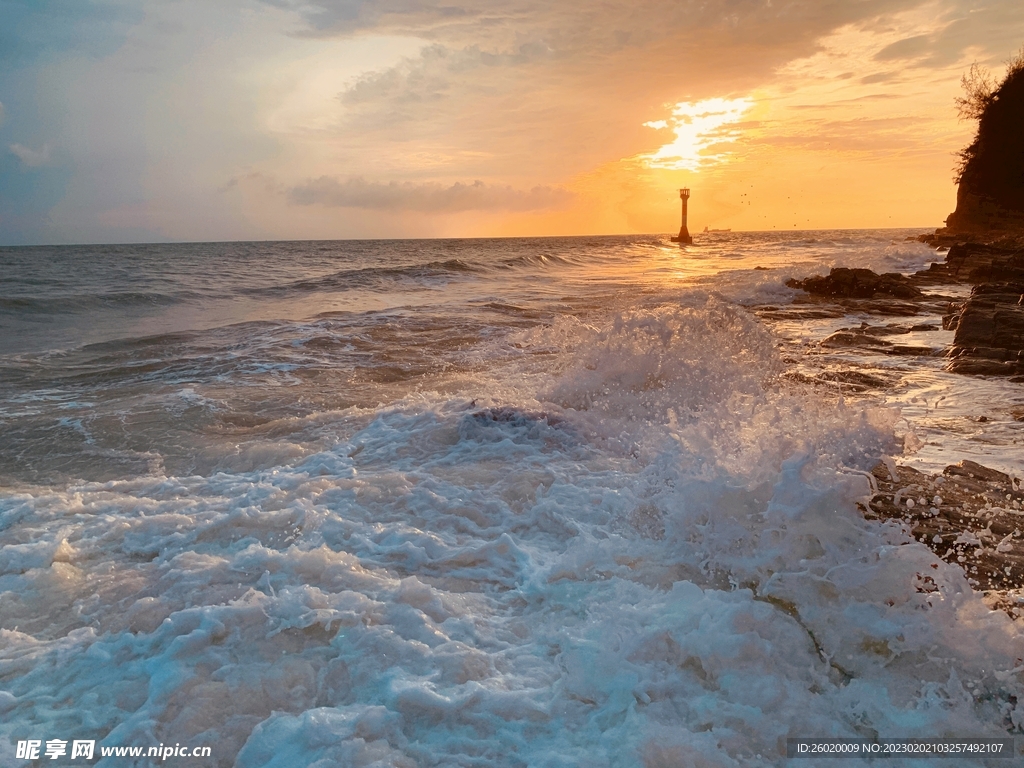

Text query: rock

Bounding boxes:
[821,330,892,348]
[818,322,936,357]
[945,282,1024,375]
[944,459,1011,484]
[786,267,923,300]
[944,193,1024,237]
[865,459,1024,605]
[783,368,899,393]
[912,242,1024,288]
[942,242,1024,282]
[815,369,896,391]
[887,345,935,356]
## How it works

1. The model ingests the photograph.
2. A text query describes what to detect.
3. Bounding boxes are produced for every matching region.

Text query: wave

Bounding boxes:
[495,252,579,269]
[2,300,1018,764]
[0,290,197,315]
[250,258,483,297]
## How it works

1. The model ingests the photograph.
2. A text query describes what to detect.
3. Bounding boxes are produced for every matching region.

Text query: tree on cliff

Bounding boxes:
[951,49,1024,221]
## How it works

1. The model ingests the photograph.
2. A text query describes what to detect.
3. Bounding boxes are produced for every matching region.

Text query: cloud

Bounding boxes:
[640,98,755,171]
[270,0,929,48]
[287,176,572,212]
[296,0,975,183]
[874,33,933,61]
[865,3,1024,69]
[341,41,552,109]
[265,0,488,37]
[5,0,1024,243]
[9,143,52,167]
[860,71,900,84]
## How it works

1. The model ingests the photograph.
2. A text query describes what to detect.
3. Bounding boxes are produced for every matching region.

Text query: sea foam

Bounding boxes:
[2,296,1021,766]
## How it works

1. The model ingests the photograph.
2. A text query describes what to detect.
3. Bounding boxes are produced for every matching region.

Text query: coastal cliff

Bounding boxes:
[939,50,1024,238]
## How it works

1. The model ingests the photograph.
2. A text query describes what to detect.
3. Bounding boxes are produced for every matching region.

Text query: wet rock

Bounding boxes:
[820,323,937,356]
[786,267,923,300]
[844,299,930,317]
[791,295,932,317]
[887,345,935,356]
[945,282,1024,375]
[952,244,1024,284]
[815,369,897,391]
[944,459,1011,484]
[865,459,1024,606]
[851,322,934,336]
[821,330,892,349]
[818,369,896,389]
[916,242,1024,284]
[783,368,899,394]
[758,305,848,321]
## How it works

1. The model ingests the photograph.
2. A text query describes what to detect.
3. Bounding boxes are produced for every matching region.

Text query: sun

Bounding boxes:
[640,97,754,171]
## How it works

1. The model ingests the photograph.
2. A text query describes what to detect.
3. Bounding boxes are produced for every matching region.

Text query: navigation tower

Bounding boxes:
[671,188,692,244]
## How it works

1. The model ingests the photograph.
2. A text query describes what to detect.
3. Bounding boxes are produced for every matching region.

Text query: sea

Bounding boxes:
[1,230,1022,766]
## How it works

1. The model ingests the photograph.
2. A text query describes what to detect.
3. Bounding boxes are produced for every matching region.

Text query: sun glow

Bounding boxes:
[640,97,754,171]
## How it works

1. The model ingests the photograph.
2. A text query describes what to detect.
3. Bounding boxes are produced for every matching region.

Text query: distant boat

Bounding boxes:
[703,226,731,233]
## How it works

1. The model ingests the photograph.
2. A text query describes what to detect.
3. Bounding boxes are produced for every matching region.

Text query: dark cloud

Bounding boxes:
[287,176,572,212]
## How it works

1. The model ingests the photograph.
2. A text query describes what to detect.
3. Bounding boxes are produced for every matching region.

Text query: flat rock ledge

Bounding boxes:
[865,459,1024,615]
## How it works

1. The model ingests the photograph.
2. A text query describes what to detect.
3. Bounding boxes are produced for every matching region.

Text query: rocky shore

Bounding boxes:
[786,240,1024,380]
[782,232,1024,614]
[777,45,1024,611]
[865,458,1024,616]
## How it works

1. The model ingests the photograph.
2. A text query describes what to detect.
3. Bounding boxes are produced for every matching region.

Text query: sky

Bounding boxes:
[1,0,1023,245]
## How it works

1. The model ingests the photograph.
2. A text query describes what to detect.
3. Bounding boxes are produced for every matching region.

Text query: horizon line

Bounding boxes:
[0,225,940,250]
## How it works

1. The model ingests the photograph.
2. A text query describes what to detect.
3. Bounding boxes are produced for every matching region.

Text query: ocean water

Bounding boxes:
[1,231,1022,766]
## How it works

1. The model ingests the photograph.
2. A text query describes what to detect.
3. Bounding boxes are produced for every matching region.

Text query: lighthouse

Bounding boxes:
[671,188,692,244]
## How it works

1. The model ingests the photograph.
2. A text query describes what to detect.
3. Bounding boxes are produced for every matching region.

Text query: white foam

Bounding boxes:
[2,301,1021,766]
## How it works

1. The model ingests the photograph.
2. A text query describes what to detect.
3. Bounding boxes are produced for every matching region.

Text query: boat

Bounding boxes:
[703,226,731,233]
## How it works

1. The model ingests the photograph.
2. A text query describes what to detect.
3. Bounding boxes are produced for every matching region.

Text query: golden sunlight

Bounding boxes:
[640,97,754,171]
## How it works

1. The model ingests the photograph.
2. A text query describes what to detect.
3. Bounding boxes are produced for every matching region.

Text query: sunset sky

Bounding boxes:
[2,0,1023,245]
